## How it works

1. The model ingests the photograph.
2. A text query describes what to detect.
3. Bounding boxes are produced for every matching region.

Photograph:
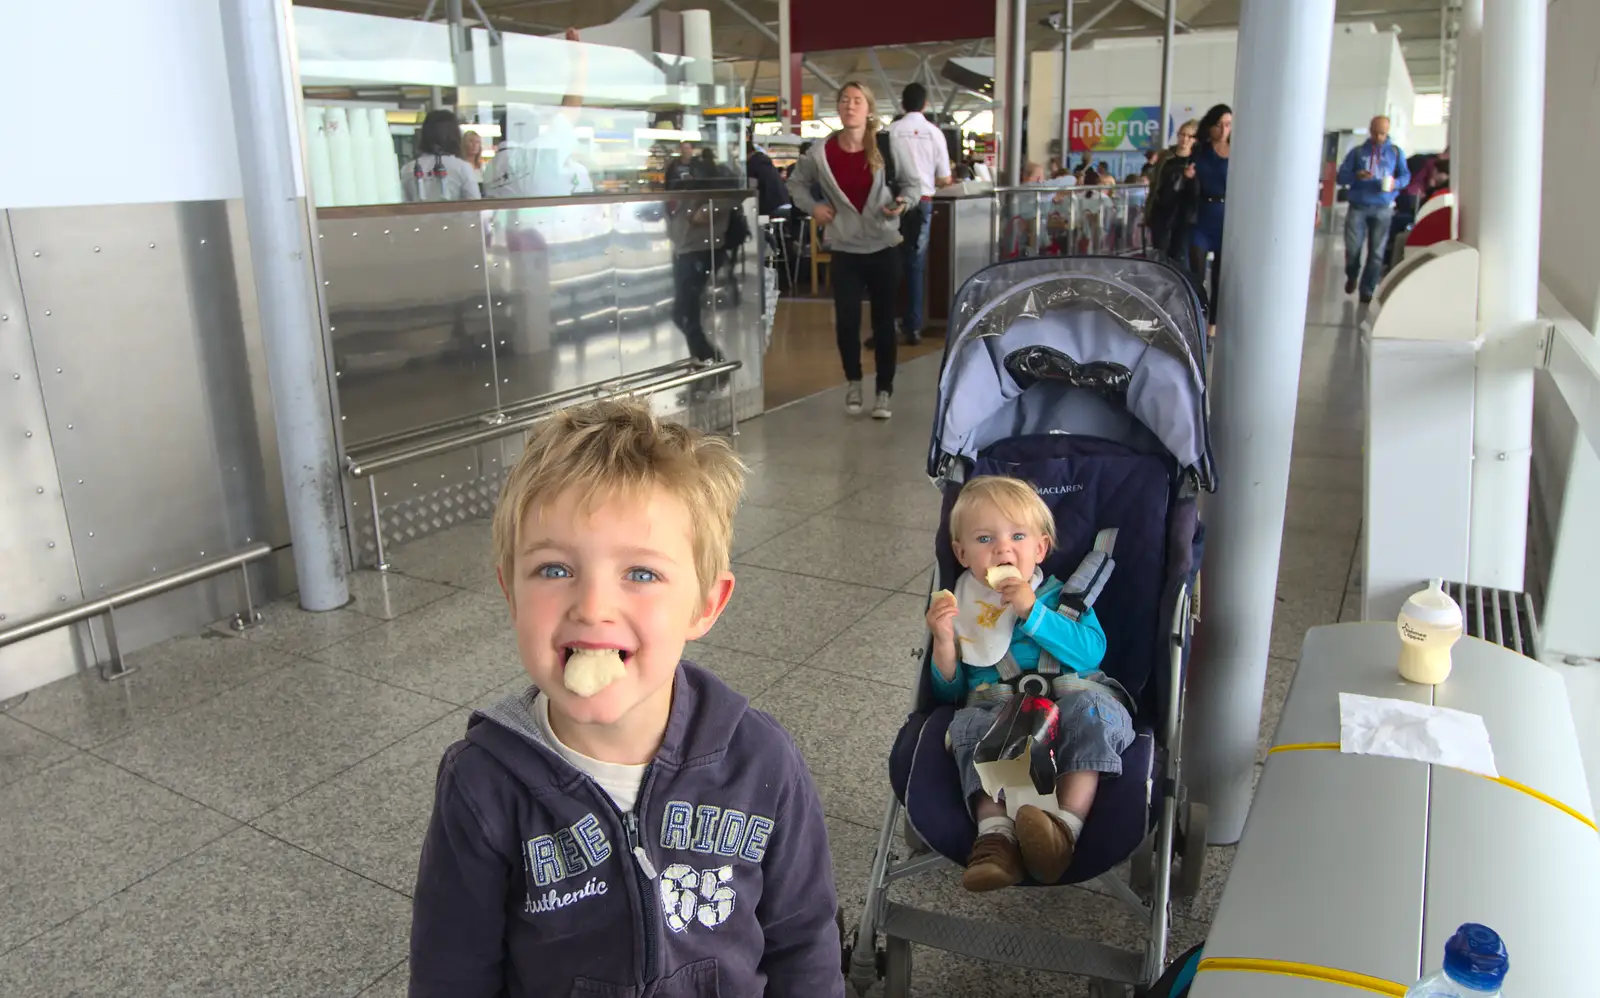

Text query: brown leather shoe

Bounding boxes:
[1015,805,1077,884]
[961,832,1023,892]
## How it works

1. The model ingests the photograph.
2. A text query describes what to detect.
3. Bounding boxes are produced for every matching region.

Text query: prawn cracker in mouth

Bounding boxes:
[563,648,628,697]
[985,565,1022,589]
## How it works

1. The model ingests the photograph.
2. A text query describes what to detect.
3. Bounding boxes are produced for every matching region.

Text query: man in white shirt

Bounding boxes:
[888,83,952,345]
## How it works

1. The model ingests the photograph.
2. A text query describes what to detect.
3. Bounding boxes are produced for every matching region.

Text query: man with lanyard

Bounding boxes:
[1336,114,1410,303]
[888,83,952,345]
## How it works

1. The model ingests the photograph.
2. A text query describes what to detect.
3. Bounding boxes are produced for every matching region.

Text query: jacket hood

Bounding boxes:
[466,661,751,788]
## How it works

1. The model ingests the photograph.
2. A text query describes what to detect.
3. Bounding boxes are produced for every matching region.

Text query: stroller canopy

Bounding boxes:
[930,257,1214,489]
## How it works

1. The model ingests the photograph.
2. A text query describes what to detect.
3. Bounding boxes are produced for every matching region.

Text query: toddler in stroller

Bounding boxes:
[845,256,1216,995]
[929,475,1134,892]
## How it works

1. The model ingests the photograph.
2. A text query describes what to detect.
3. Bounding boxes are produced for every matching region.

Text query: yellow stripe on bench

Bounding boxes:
[1195,956,1406,994]
[1266,742,1598,832]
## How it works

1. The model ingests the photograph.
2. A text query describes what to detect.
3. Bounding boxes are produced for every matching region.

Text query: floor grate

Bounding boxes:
[1443,581,1539,658]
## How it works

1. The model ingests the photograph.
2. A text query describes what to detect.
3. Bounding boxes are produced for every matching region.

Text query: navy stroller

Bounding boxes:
[843,257,1215,996]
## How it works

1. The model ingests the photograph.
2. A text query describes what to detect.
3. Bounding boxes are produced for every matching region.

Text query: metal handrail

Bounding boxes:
[0,542,273,681]
[317,185,755,220]
[348,359,742,570]
[992,181,1152,194]
[346,360,740,479]
[350,358,705,455]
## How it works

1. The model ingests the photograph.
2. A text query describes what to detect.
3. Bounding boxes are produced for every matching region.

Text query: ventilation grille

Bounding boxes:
[1443,581,1540,658]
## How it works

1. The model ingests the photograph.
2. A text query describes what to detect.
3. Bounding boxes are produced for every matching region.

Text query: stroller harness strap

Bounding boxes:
[989,528,1120,696]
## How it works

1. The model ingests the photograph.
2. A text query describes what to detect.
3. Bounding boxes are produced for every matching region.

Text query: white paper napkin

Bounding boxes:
[1338,692,1499,778]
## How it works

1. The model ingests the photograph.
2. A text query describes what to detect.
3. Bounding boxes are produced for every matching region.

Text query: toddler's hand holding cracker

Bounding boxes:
[926,589,958,642]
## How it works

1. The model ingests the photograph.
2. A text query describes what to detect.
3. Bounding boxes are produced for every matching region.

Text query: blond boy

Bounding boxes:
[926,476,1134,891]
[410,399,842,997]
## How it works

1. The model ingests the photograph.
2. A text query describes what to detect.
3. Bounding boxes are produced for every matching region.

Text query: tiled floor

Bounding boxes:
[762,299,948,408]
[0,236,1366,996]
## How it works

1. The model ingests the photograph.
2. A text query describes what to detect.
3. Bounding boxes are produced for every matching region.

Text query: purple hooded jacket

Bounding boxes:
[409,662,844,998]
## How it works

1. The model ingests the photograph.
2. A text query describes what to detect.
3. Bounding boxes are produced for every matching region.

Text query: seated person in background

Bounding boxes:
[926,476,1134,893]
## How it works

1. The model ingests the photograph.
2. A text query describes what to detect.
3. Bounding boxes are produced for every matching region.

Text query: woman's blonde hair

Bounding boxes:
[836,80,884,173]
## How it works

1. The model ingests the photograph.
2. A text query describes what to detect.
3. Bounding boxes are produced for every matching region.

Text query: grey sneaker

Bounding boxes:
[871,391,892,420]
[844,381,864,415]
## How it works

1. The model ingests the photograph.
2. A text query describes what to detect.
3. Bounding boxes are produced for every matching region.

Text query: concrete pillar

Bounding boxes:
[1454,0,1482,246]
[1058,1,1073,163]
[1184,0,1335,844]
[778,0,794,133]
[1158,0,1175,147]
[1003,0,1028,186]
[218,0,351,612]
[1468,0,1545,590]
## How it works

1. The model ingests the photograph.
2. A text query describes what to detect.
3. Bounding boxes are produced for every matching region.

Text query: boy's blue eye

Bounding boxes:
[1012,532,1027,542]
[976,533,992,544]
[534,564,571,580]
[625,568,660,584]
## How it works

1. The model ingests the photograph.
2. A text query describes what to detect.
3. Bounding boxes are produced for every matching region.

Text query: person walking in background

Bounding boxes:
[1190,104,1232,333]
[787,81,912,420]
[1337,115,1409,303]
[400,110,481,203]
[888,82,952,346]
[1146,120,1200,264]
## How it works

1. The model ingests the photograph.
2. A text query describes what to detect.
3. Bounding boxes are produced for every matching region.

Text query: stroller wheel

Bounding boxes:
[883,936,913,998]
[1177,801,1210,899]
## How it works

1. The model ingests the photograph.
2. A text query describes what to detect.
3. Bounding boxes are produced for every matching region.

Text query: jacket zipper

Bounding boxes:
[598,764,660,989]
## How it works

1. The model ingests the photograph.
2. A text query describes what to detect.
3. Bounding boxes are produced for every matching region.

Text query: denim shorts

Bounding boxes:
[947,673,1135,809]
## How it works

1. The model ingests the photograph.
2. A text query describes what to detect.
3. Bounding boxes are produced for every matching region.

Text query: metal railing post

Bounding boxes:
[100,605,131,681]
[368,476,390,571]
[232,564,264,631]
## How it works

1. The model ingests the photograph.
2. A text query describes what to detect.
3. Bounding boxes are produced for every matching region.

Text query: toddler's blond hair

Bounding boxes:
[949,476,1057,550]
[491,399,746,598]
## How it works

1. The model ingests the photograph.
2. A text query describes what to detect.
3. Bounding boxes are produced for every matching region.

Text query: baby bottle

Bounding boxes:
[1396,579,1463,685]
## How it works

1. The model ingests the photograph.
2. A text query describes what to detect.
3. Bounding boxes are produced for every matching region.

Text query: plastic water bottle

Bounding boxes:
[1406,923,1509,996]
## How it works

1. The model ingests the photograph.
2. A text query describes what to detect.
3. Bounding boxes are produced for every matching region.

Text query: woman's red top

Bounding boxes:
[825,135,873,213]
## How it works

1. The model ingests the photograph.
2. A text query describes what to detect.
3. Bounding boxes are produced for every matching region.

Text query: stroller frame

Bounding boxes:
[845,573,1200,997]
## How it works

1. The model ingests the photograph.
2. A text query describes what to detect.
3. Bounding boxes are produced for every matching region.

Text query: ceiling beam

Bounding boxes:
[714,0,843,92]
[1124,0,1190,31]
[609,0,663,21]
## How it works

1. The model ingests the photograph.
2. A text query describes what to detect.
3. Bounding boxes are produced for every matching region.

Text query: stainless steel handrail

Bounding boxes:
[318,185,755,220]
[348,359,742,570]
[992,181,1152,194]
[0,542,274,681]
[350,358,705,454]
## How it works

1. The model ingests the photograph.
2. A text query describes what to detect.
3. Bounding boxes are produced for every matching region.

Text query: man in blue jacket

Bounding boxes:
[1337,115,1410,303]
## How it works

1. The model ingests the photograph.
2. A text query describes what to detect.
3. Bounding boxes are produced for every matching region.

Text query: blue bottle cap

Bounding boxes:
[1442,923,1509,991]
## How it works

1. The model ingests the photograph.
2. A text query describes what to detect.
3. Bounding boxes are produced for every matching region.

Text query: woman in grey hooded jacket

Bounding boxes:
[787,81,911,419]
